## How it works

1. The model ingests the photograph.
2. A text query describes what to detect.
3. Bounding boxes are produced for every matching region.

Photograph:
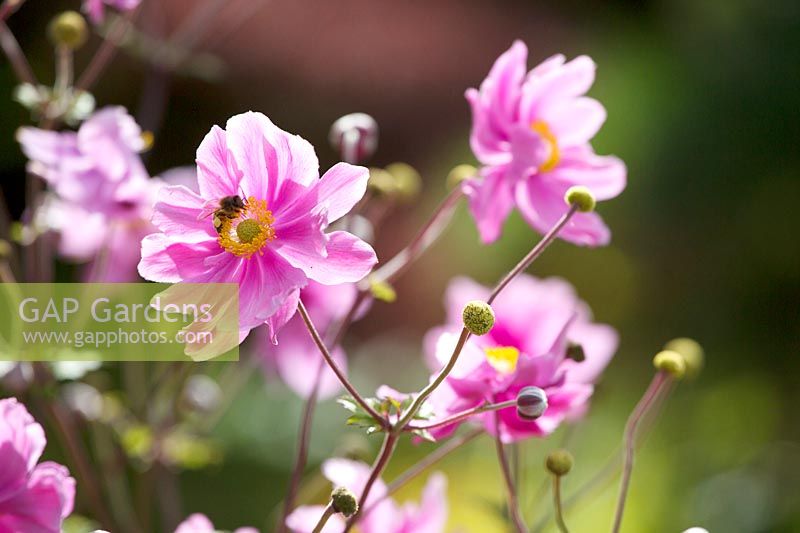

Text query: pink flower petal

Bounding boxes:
[316,163,370,223]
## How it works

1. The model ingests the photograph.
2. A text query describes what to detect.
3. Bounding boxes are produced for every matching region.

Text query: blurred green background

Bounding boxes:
[1,0,799,531]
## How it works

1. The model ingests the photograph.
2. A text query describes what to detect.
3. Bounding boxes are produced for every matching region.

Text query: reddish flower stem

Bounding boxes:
[75,8,139,94]
[494,411,528,533]
[343,432,398,533]
[488,204,579,305]
[365,186,463,287]
[405,399,516,431]
[277,359,324,533]
[0,18,36,84]
[363,428,483,515]
[297,300,386,425]
[610,371,671,533]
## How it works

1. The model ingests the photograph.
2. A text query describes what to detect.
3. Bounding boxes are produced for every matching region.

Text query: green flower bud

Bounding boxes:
[462,300,494,336]
[385,162,422,203]
[653,350,686,379]
[545,449,574,476]
[331,486,359,517]
[367,167,397,197]
[446,164,477,189]
[0,239,12,259]
[564,186,596,213]
[369,278,397,303]
[48,11,88,50]
[663,337,704,379]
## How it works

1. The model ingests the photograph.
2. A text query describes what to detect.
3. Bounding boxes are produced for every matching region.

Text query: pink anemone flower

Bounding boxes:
[0,397,75,533]
[17,106,156,281]
[464,40,626,245]
[138,111,377,344]
[424,275,618,443]
[83,0,141,24]
[286,458,448,533]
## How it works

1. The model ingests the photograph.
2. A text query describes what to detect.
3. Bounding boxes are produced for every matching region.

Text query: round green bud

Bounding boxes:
[462,300,495,336]
[663,337,704,379]
[564,186,596,212]
[367,167,397,197]
[330,486,359,517]
[0,239,12,259]
[653,350,686,379]
[446,164,477,189]
[385,162,422,203]
[545,449,574,476]
[48,11,88,50]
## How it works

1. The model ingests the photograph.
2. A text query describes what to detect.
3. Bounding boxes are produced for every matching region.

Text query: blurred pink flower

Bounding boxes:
[18,106,156,281]
[174,513,257,533]
[83,0,141,24]
[139,111,377,343]
[258,280,367,399]
[286,458,447,533]
[424,275,618,443]
[464,40,626,245]
[0,397,75,533]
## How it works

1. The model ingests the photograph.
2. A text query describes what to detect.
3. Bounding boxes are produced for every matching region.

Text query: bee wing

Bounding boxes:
[196,199,218,220]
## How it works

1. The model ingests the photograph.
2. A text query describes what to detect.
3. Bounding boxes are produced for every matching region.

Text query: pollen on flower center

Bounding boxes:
[217,196,276,258]
[530,120,560,172]
[485,346,520,374]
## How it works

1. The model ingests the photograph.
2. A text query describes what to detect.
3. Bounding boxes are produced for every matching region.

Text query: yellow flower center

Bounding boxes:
[217,196,276,258]
[530,120,560,172]
[484,346,520,374]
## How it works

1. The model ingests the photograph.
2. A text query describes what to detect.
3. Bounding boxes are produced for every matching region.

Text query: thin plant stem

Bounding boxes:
[406,399,516,431]
[552,475,569,533]
[493,411,527,533]
[278,292,363,531]
[297,299,386,425]
[364,428,483,514]
[367,187,463,286]
[0,19,36,84]
[343,432,398,533]
[277,359,324,533]
[395,327,470,431]
[54,45,73,96]
[311,503,335,533]
[488,204,579,305]
[75,8,139,93]
[33,392,115,529]
[610,371,670,533]
[0,0,26,23]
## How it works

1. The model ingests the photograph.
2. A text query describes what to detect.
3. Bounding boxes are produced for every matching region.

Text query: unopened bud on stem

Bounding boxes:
[653,350,686,379]
[48,11,88,50]
[545,449,573,476]
[330,486,358,517]
[385,162,422,203]
[329,113,378,164]
[462,300,494,336]
[663,337,704,379]
[516,386,548,420]
[564,186,596,212]
[447,164,477,189]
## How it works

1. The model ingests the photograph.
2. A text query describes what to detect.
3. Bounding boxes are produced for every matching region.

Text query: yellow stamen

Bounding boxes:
[485,346,520,374]
[530,120,560,172]
[217,196,276,258]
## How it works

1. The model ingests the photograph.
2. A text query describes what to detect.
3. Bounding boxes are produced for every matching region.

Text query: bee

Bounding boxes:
[197,195,247,234]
